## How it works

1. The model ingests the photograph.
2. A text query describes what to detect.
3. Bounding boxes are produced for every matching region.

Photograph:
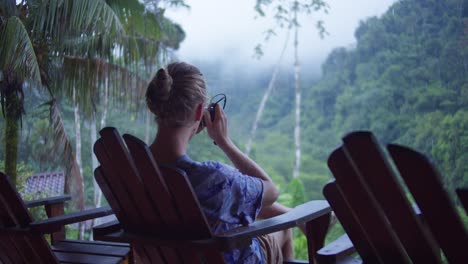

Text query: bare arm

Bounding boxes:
[258,202,292,219]
[204,105,279,206]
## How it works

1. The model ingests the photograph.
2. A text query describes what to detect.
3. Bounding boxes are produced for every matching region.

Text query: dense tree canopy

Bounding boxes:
[302,0,467,194]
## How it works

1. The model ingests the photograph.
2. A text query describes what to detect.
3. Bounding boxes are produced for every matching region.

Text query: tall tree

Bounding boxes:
[1,4,42,186]
[245,29,290,156]
[292,1,301,178]
[254,0,328,178]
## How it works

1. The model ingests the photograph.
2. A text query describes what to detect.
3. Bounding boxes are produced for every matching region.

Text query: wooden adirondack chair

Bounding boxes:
[456,188,468,214]
[0,171,131,264]
[92,127,333,264]
[316,131,468,264]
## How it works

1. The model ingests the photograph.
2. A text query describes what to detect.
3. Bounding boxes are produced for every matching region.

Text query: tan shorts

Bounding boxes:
[257,233,283,264]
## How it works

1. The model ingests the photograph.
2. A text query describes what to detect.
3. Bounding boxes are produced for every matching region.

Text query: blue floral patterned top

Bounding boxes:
[170,155,265,263]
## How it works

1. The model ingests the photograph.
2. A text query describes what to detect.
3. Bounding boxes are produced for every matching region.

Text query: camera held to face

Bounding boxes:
[201,93,226,127]
[208,103,217,121]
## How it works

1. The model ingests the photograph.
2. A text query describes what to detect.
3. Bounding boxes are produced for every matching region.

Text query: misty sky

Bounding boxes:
[166,0,397,71]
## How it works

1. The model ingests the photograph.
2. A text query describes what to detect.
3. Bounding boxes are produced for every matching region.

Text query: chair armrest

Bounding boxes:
[94,200,331,251]
[31,206,113,233]
[24,195,71,208]
[25,194,72,243]
[93,220,122,237]
[220,200,331,239]
[316,234,356,263]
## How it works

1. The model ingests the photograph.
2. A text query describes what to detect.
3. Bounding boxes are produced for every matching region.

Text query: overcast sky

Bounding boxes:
[166,0,397,70]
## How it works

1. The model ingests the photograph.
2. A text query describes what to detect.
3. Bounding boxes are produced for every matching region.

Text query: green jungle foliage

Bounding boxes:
[0,0,466,253]
[304,0,468,197]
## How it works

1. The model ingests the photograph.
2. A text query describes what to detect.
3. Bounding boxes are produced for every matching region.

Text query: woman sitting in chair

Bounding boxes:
[146,61,294,263]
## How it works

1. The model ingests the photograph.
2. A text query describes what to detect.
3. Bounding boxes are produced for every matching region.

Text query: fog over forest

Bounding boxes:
[166,0,397,73]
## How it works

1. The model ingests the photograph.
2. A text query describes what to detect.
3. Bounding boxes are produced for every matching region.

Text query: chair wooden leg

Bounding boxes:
[305,212,331,264]
[45,203,66,244]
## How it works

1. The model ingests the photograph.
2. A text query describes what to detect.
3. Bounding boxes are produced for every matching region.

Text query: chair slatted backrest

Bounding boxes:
[388,144,468,263]
[343,132,442,263]
[326,147,408,264]
[93,127,225,263]
[324,131,461,263]
[323,181,382,263]
[0,172,59,264]
[123,134,225,263]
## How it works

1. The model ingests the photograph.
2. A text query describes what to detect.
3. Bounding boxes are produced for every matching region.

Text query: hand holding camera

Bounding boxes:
[202,93,226,125]
[202,94,227,145]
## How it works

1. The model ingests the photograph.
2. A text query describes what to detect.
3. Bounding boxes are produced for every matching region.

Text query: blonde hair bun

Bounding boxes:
[148,68,173,102]
[146,62,208,127]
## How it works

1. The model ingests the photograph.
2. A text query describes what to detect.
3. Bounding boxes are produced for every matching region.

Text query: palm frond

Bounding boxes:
[108,0,163,39]
[106,0,185,67]
[28,0,125,56]
[49,56,148,118]
[0,16,41,83]
[158,16,185,50]
[32,0,124,37]
[48,98,85,210]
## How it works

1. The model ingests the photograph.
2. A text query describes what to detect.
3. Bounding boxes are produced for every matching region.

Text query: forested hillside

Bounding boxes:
[305,0,467,196]
[189,0,468,201]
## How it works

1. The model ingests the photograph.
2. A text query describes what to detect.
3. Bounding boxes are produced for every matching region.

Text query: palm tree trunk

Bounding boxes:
[73,87,84,193]
[90,111,99,229]
[73,86,85,239]
[245,29,290,156]
[145,58,155,144]
[49,99,85,217]
[100,80,109,130]
[292,8,301,179]
[92,81,108,227]
[4,90,20,187]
